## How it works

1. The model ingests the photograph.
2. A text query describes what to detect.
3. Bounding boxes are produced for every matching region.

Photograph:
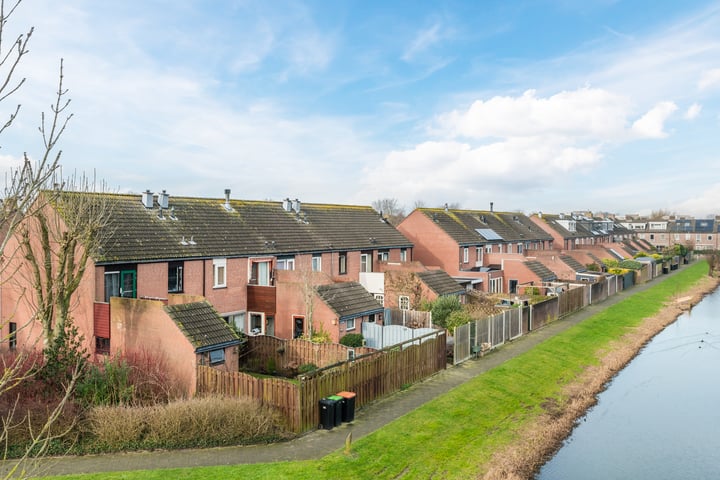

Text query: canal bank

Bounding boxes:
[483,271,720,480]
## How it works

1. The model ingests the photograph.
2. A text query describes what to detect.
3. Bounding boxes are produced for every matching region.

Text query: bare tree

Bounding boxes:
[372,198,405,226]
[0,1,84,476]
[16,175,115,353]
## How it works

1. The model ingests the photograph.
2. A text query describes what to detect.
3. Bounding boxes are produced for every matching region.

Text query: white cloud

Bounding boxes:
[436,87,630,140]
[684,102,702,120]
[631,101,678,138]
[675,183,720,217]
[698,68,720,90]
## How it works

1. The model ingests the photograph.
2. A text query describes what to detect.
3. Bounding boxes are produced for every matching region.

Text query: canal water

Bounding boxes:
[536,287,720,480]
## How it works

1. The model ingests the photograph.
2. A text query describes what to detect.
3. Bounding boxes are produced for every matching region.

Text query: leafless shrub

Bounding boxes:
[85,396,287,451]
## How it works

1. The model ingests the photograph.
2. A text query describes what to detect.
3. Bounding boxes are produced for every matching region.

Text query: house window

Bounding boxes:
[95,337,110,354]
[400,248,407,262]
[674,234,680,241]
[686,234,691,241]
[506,244,512,253]
[650,234,655,240]
[338,252,347,274]
[8,322,17,350]
[399,295,410,310]
[489,277,502,293]
[104,268,137,301]
[250,260,271,286]
[377,250,389,262]
[223,312,246,333]
[209,349,225,365]
[312,255,322,272]
[374,294,384,306]
[293,316,305,339]
[462,247,469,263]
[360,253,372,273]
[168,261,183,293]
[276,256,295,270]
[213,258,227,288]
[709,236,713,241]
[517,243,523,254]
[250,313,264,335]
[696,235,701,243]
[485,245,492,254]
[346,318,356,331]
[476,247,482,263]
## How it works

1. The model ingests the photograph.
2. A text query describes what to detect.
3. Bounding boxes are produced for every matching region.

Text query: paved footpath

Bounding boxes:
[24,271,679,477]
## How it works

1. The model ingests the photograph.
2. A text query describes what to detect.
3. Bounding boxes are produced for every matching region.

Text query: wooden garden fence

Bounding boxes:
[197,329,447,433]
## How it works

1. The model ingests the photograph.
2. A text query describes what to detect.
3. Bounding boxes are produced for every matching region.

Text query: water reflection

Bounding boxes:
[536,288,720,480]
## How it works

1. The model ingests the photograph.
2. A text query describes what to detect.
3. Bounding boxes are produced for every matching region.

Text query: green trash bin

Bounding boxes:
[337,391,356,422]
[327,395,343,427]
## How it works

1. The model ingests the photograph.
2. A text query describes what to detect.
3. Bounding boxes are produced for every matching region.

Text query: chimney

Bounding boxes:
[224,189,232,211]
[142,190,154,209]
[158,190,169,209]
[490,202,494,212]
[292,198,301,213]
[282,198,292,212]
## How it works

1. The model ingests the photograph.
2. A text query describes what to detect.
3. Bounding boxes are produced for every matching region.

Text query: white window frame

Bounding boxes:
[311,255,322,272]
[399,295,410,310]
[213,258,227,288]
[346,318,356,331]
[276,257,295,271]
[400,248,407,262]
[360,253,371,272]
[463,247,469,263]
[378,250,389,262]
[250,260,271,286]
[374,294,384,306]
[517,243,523,254]
[485,245,492,254]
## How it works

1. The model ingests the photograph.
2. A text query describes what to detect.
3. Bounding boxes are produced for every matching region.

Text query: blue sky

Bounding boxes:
[3,0,720,217]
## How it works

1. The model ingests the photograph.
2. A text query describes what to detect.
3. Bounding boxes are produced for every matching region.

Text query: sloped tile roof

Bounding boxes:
[559,255,587,273]
[417,270,465,296]
[164,301,242,352]
[417,208,552,245]
[315,282,383,321]
[53,191,412,264]
[524,260,558,282]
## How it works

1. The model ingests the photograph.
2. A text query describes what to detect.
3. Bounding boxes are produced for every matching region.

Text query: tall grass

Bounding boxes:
[44,261,711,480]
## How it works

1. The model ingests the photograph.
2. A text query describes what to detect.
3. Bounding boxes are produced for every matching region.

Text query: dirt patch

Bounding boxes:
[480,275,720,480]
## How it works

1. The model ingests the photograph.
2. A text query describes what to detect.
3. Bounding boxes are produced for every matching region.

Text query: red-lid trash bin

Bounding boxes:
[336,391,356,422]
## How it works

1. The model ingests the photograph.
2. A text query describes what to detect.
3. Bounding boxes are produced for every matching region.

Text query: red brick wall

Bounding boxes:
[397,211,462,274]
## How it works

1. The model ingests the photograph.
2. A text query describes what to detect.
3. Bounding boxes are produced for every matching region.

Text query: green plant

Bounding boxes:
[297,363,318,374]
[430,295,463,329]
[339,333,364,347]
[76,355,134,407]
[40,320,88,390]
[265,357,277,375]
[446,310,472,331]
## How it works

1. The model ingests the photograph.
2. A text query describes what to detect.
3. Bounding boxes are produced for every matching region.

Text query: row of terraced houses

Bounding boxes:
[0,190,711,394]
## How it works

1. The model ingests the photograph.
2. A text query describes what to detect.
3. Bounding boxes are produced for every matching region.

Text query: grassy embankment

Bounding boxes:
[47,261,711,480]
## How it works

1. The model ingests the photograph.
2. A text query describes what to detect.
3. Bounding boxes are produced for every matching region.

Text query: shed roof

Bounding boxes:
[315,282,383,321]
[164,301,242,353]
[417,270,465,296]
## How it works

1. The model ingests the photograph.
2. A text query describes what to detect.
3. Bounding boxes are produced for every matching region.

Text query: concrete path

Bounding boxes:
[20,272,678,477]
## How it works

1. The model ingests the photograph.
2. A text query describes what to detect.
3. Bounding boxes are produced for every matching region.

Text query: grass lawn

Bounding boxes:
[45,262,710,480]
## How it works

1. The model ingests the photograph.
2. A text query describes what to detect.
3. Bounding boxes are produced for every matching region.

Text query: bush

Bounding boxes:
[431,295,463,329]
[445,310,472,331]
[85,396,288,451]
[339,333,364,347]
[75,355,134,407]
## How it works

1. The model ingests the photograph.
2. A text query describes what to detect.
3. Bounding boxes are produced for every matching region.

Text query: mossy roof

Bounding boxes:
[417,270,465,296]
[164,301,242,352]
[55,191,413,264]
[417,208,552,246]
[315,282,383,321]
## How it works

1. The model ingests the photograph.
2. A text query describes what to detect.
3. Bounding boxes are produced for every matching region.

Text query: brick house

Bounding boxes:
[396,207,554,294]
[1,190,413,364]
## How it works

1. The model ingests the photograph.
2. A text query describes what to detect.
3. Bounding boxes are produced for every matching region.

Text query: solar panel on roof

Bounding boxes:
[475,228,503,240]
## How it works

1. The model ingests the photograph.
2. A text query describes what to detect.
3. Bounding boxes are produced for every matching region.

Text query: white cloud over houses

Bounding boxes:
[698,68,720,90]
[684,102,702,120]
[364,86,682,209]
